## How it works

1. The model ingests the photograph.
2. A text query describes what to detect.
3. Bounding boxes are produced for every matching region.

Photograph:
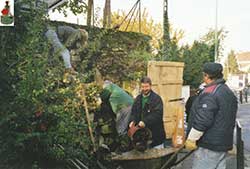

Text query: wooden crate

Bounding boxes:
[147,61,184,139]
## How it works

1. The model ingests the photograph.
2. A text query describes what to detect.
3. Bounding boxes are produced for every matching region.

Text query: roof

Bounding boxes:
[42,0,68,10]
[16,0,68,11]
[236,52,250,62]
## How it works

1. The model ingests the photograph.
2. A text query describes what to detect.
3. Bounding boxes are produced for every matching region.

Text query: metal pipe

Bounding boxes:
[214,0,218,62]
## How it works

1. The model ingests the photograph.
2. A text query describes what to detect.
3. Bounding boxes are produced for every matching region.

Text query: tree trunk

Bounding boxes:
[103,0,111,28]
[163,0,171,60]
[87,0,93,26]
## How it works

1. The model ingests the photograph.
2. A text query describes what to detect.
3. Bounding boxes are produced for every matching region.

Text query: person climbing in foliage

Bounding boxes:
[45,25,88,73]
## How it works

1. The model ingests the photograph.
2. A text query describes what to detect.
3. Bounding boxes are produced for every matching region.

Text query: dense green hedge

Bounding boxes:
[0,1,152,169]
[49,21,152,84]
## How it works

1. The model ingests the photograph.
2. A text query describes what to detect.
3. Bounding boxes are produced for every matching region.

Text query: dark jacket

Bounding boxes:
[129,91,166,147]
[185,95,198,123]
[187,79,238,152]
[94,98,118,151]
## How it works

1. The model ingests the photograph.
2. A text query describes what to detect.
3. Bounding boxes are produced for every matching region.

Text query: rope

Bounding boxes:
[125,1,138,31]
[130,4,140,32]
[115,0,140,30]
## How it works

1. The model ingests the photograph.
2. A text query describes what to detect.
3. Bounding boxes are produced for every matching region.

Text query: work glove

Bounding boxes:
[184,139,197,151]
[127,123,139,138]
[129,121,135,128]
[138,121,145,128]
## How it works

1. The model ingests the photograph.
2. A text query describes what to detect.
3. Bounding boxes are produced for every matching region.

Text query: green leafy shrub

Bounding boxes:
[0,1,96,168]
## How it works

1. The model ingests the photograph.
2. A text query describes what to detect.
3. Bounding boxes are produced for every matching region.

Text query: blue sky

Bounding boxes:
[49,0,250,58]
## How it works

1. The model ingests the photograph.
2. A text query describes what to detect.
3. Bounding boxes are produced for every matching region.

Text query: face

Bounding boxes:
[203,73,210,84]
[141,83,151,95]
[76,41,82,49]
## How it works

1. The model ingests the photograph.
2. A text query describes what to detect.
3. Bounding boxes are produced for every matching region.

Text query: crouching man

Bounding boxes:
[128,76,166,148]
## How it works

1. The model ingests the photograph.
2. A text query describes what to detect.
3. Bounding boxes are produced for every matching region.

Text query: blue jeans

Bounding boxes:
[192,147,227,169]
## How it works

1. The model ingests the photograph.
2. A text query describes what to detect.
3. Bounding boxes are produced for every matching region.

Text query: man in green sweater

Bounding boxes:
[129,77,166,148]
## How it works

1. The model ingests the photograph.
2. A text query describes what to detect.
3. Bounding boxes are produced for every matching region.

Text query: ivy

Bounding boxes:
[0,1,96,168]
[0,1,152,168]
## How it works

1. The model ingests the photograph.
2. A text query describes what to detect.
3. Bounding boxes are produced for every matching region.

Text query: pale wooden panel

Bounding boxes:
[163,119,176,138]
[147,61,184,138]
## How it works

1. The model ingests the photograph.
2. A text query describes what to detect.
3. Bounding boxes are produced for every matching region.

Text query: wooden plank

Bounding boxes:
[148,61,184,67]
[151,80,183,85]
[147,61,184,139]
[164,121,176,138]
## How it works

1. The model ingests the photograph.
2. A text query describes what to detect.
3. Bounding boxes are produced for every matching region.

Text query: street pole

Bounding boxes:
[214,0,218,62]
[163,0,170,61]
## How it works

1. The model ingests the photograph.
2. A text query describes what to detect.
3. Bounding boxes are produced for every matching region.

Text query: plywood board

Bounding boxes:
[147,61,184,138]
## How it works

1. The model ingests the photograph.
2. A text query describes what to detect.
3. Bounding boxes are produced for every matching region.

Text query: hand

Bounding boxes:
[128,124,139,138]
[138,121,145,128]
[184,139,197,151]
[129,121,135,128]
